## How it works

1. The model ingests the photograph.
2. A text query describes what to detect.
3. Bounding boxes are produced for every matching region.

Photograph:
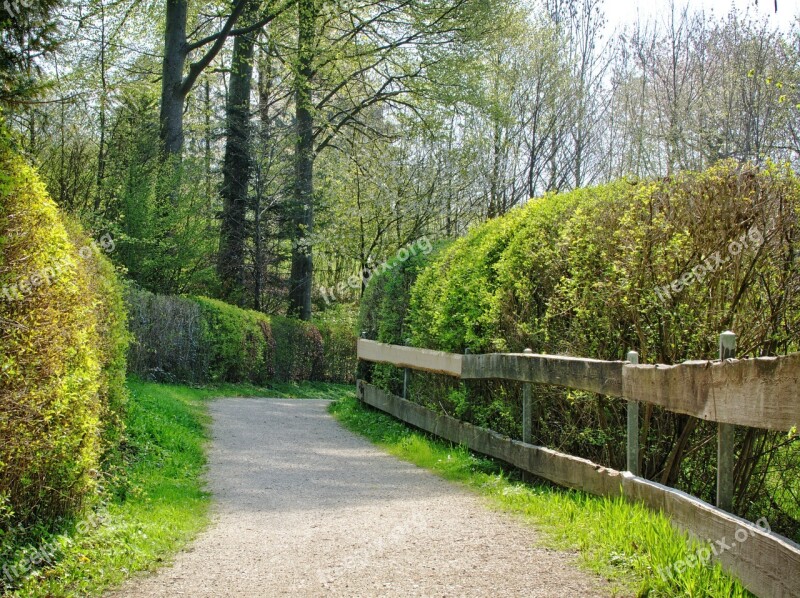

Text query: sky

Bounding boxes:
[603,0,800,32]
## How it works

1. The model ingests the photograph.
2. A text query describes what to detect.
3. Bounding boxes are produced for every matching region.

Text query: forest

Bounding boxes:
[2,0,798,317]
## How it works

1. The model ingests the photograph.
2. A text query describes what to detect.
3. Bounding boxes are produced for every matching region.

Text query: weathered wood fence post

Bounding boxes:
[717,331,736,511]
[626,350,639,475]
[522,348,533,445]
[402,339,411,400]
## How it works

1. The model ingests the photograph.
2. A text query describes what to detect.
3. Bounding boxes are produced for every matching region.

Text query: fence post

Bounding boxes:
[626,350,640,476]
[522,348,533,445]
[402,338,411,400]
[357,332,368,388]
[717,331,736,511]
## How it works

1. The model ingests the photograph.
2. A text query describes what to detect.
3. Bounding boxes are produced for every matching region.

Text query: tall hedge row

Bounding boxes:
[126,290,356,384]
[359,161,800,536]
[0,136,129,528]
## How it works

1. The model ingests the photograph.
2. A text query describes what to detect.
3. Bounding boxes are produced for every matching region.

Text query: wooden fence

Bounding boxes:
[356,337,800,598]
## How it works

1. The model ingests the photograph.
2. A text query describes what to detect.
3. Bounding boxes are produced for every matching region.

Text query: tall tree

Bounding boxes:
[286,0,316,319]
[159,0,284,159]
[285,0,494,318]
[218,1,259,304]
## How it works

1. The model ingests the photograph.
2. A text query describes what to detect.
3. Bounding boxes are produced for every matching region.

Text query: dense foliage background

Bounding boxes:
[2,0,799,320]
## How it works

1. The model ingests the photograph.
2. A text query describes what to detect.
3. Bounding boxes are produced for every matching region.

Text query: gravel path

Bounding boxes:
[112,398,608,597]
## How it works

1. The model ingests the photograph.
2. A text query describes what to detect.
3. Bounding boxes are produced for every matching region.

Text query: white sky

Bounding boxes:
[603,0,800,32]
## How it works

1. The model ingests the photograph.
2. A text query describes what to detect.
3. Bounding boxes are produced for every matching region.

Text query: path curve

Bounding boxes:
[112,398,608,597]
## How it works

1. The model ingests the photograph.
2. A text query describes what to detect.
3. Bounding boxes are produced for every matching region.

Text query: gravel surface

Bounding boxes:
[111,398,609,597]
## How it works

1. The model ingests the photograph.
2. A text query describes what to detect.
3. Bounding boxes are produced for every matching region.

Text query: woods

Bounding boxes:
[1,0,795,321]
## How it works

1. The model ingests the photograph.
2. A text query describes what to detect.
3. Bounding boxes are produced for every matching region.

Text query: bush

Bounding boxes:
[365,161,800,536]
[0,134,128,528]
[270,316,324,382]
[193,297,275,384]
[357,241,443,393]
[126,292,355,384]
[314,306,358,383]
[65,222,130,462]
[125,289,204,382]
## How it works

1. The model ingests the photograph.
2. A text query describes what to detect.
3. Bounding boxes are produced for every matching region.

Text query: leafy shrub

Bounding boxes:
[125,289,205,382]
[126,292,354,384]
[193,297,275,384]
[358,241,443,393]
[314,306,358,383]
[364,161,800,536]
[270,316,324,382]
[0,135,128,528]
[64,221,130,467]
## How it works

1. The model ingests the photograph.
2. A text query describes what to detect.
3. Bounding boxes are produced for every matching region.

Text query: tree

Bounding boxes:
[218,0,260,304]
[284,0,496,318]
[159,0,285,159]
[0,0,61,108]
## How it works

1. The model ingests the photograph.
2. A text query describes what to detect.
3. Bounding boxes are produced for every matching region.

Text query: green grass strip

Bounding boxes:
[330,395,752,598]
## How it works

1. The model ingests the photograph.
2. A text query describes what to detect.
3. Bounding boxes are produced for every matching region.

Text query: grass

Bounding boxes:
[330,395,752,598]
[4,378,354,597]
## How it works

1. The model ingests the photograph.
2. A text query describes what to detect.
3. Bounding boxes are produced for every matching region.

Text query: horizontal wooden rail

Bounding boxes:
[357,339,462,376]
[357,340,800,431]
[622,354,800,432]
[358,381,800,598]
[462,352,625,396]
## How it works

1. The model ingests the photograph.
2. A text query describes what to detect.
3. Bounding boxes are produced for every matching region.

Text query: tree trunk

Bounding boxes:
[159,0,188,159]
[287,0,316,320]
[218,21,257,305]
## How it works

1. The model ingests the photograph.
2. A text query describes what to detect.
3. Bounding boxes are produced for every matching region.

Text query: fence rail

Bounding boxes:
[356,338,800,598]
[358,339,800,431]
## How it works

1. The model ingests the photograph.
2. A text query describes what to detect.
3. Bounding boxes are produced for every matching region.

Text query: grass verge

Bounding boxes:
[4,379,354,597]
[330,395,751,598]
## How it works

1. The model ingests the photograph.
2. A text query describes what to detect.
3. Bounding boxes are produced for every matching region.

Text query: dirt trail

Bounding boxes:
[111,398,608,597]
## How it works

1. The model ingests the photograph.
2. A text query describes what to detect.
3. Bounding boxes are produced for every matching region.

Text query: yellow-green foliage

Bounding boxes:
[193,296,276,384]
[364,161,800,534]
[269,315,325,382]
[0,138,128,528]
[407,164,800,361]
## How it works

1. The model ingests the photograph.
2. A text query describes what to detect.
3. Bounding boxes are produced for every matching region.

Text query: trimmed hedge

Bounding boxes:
[357,242,443,395]
[360,161,800,535]
[125,290,204,382]
[194,297,276,384]
[126,291,356,384]
[0,134,129,528]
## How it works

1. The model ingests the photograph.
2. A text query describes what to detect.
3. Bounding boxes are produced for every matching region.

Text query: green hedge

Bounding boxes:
[126,292,356,384]
[312,305,359,383]
[360,161,800,536]
[270,316,324,382]
[125,289,204,382]
[357,242,443,394]
[194,297,276,384]
[0,133,129,528]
